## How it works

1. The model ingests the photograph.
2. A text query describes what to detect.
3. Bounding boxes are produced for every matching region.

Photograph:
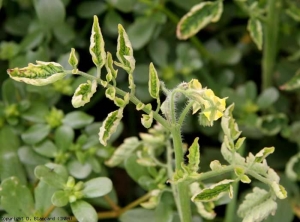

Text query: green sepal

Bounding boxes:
[177,0,223,40]
[99,108,123,146]
[105,52,118,79]
[191,179,234,202]
[105,86,116,101]
[89,15,106,68]
[254,147,275,163]
[105,137,141,167]
[68,48,79,71]
[72,80,97,108]
[115,24,135,74]
[148,62,160,99]
[247,17,263,50]
[7,61,66,86]
[141,111,153,129]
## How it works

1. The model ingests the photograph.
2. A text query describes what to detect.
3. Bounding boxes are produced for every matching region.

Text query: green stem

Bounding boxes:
[72,70,170,130]
[178,101,193,126]
[262,0,281,90]
[171,126,192,222]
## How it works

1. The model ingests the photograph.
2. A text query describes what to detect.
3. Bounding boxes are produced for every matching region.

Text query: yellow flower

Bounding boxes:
[202,89,226,121]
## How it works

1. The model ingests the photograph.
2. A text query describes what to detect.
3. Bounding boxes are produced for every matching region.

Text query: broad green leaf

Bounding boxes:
[82,177,112,198]
[254,147,275,163]
[148,39,169,67]
[18,146,49,165]
[105,52,118,79]
[68,48,78,70]
[141,111,153,129]
[247,17,263,50]
[0,177,35,217]
[2,79,18,104]
[238,187,277,222]
[33,140,57,158]
[148,63,160,99]
[53,22,76,45]
[177,1,223,40]
[127,17,156,50]
[34,165,68,189]
[106,137,140,167]
[258,113,288,136]
[7,61,66,86]
[34,0,65,29]
[62,111,94,129]
[99,109,123,146]
[72,80,97,108]
[264,198,294,222]
[280,69,300,90]
[0,126,26,184]
[21,124,51,145]
[213,47,242,65]
[52,190,69,207]
[192,179,234,202]
[35,181,57,213]
[0,41,19,60]
[103,10,123,36]
[115,24,135,74]
[90,15,106,68]
[120,208,156,222]
[71,200,97,222]
[256,87,279,109]
[154,192,174,222]
[106,0,137,13]
[77,1,107,18]
[67,159,92,179]
[54,125,74,151]
[19,29,44,51]
[21,102,49,123]
[186,137,200,172]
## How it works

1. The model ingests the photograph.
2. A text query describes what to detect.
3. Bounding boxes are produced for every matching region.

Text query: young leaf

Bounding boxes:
[115,24,135,74]
[191,179,234,202]
[105,86,116,101]
[99,109,123,146]
[89,15,106,68]
[105,137,140,167]
[68,48,78,70]
[82,177,113,198]
[0,177,35,217]
[105,52,118,79]
[71,200,98,222]
[148,63,160,99]
[141,111,153,129]
[7,61,66,86]
[186,137,200,172]
[238,187,277,222]
[280,69,300,90]
[177,1,223,40]
[254,147,275,163]
[136,102,145,111]
[247,17,263,50]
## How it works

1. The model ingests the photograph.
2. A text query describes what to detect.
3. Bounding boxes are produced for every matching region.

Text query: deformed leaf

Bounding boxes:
[72,80,97,108]
[238,187,277,222]
[285,153,300,181]
[7,61,66,86]
[99,109,123,146]
[90,15,106,68]
[105,137,140,167]
[115,24,135,74]
[68,48,78,70]
[254,147,275,163]
[105,52,118,79]
[192,179,234,202]
[105,86,116,101]
[136,102,145,111]
[247,17,263,50]
[270,182,287,199]
[186,137,200,172]
[141,111,153,129]
[280,69,300,91]
[177,1,223,40]
[148,63,160,99]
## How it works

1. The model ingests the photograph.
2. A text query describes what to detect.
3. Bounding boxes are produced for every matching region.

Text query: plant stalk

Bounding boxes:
[171,126,192,222]
[262,0,281,90]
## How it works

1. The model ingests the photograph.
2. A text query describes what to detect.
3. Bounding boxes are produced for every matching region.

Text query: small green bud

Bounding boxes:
[68,48,79,72]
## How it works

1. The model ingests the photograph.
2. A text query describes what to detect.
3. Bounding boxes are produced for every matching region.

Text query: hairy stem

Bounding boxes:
[262,0,281,90]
